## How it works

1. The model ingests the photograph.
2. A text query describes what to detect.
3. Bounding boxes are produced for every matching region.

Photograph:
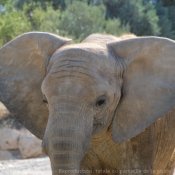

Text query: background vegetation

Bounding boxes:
[0,0,175,47]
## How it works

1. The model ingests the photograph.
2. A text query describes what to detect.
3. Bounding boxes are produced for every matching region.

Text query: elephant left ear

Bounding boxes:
[108,36,175,143]
[0,32,71,139]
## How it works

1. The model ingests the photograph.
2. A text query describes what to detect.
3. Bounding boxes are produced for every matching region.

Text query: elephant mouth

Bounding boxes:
[92,120,104,135]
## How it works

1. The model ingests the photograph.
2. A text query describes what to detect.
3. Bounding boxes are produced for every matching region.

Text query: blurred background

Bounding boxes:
[0,0,175,47]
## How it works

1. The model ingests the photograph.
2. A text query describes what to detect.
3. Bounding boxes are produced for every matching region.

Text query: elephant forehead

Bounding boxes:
[42,44,118,96]
[48,43,117,79]
[47,57,115,89]
[50,43,116,68]
[54,80,96,97]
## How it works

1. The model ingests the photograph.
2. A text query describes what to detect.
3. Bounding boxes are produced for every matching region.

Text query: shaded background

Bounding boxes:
[0,0,175,47]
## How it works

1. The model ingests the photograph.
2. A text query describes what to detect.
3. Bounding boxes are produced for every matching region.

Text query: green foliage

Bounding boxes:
[104,19,130,36]
[14,0,66,10]
[156,0,175,7]
[0,2,31,46]
[0,0,8,6]
[28,3,61,33]
[167,7,175,36]
[1,0,175,47]
[104,0,160,36]
[155,4,175,39]
[0,4,5,14]
[8,1,129,44]
[57,1,106,41]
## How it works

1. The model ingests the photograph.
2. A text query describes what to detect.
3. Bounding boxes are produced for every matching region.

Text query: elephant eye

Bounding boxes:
[95,95,106,108]
[43,95,48,104]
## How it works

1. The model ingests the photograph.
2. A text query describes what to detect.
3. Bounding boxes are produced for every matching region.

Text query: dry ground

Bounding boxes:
[0,157,175,175]
[0,157,51,175]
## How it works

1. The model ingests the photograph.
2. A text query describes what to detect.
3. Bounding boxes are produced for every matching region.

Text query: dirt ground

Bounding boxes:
[0,157,175,175]
[0,157,52,175]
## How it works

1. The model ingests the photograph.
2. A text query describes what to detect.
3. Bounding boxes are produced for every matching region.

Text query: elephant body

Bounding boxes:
[154,108,175,174]
[81,107,175,175]
[1,32,175,175]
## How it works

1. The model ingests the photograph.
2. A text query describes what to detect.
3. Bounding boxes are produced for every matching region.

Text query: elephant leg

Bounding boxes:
[154,146,175,175]
[118,124,155,175]
[86,126,156,175]
[80,125,156,175]
[164,155,175,175]
[81,147,120,175]
[167,148,175,175]
[153,107,175,175]
[81,149,104,175]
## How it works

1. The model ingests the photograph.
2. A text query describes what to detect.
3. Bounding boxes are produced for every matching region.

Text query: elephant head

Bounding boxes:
[1,32,175,174]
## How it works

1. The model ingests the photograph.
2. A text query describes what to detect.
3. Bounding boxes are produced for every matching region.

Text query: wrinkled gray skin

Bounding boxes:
[0,32,175,175]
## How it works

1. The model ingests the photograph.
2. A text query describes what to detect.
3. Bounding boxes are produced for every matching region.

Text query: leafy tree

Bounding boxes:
[167,6,175,37]
[29,4,61,33]
[5,0,175,47]
[0,2,31,46]
[57,1,106,41]
[0,0,8,6]
[156,0,175,6]
[155,4,175,39]
[14,0,66,10]
[58,1,130,41]
[29,1,129,42]
[0,4,5,14]
[104,0,160,36]
[104,19,130,36]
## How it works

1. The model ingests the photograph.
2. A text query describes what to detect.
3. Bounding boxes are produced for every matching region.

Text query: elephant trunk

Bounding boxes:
[50,138,83,175]
[42,103,93,175]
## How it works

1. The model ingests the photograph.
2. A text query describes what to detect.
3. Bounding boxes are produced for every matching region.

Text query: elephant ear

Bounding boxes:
[108,37,175,143]
[0,32,71,139]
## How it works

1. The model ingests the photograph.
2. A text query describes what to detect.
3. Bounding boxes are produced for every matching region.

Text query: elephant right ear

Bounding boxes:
[0,32,71,139]
[108,36,175,143]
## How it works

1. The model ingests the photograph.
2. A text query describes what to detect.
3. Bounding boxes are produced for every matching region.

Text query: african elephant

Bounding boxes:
[0,32,175,175]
